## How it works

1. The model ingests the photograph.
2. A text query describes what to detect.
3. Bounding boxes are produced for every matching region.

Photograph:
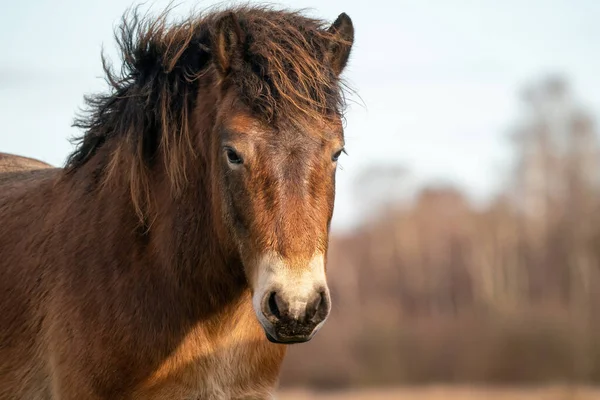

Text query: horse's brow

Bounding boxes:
[220,127,251,141]
[222,122,267,139]
[227,113,265,132]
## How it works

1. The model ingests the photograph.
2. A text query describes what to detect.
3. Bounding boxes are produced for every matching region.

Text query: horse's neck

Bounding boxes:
[57,160,245,317]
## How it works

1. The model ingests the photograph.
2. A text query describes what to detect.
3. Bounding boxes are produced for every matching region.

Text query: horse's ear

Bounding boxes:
[326,13,354,76]
[212,12,245,76]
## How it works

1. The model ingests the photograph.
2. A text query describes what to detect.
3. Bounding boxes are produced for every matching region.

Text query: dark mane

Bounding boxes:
[67,6,350,215]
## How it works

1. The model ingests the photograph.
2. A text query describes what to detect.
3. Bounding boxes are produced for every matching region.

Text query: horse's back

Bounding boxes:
[0,152,52,174]
[0,167,61,400]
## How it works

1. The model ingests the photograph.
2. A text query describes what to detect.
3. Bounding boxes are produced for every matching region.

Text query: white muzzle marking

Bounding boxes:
[252,252,328,328]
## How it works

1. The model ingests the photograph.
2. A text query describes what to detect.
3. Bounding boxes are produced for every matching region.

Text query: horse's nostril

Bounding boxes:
[320,290,328,307]
[305,291,323,321]
[315,290,330,321]
[268,292,281,320]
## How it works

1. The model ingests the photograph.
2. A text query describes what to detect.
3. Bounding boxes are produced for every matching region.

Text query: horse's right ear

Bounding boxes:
[212,12,245,76]
[326,13,354,76]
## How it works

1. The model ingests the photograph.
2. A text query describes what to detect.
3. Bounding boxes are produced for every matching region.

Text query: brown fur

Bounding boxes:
[0,6,353,399]
[0,153,52,173]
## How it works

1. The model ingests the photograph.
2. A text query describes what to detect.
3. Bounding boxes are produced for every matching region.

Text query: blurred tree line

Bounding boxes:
[280,77,600,389]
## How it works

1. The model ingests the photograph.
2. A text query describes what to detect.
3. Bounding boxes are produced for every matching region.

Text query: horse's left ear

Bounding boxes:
[212,12,246,76]
[326,13,354,76]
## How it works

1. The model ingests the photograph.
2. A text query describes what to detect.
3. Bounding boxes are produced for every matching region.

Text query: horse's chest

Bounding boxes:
[134,324,285,399]
[195,351,274,399]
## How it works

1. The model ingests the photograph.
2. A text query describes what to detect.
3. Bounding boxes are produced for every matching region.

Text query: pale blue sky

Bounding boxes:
[2,0,599,230]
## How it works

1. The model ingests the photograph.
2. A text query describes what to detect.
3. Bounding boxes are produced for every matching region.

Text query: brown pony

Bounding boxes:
[0,152,52,173]
[0,6,353,400]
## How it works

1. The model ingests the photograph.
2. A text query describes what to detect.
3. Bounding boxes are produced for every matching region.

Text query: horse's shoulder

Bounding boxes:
[0,168,61,191]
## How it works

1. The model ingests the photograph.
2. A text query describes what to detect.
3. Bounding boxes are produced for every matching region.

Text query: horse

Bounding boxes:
[0,152,52,173]
[0,6,354,400]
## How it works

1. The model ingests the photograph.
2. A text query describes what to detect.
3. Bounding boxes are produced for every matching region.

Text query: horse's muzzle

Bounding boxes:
[259,288,330,344]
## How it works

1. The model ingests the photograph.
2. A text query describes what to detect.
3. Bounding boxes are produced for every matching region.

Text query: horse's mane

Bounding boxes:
[66,6,350,217]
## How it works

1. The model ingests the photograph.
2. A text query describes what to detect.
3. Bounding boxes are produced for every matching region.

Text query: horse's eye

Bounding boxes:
[225,148,243,164]
[332,148,345,162]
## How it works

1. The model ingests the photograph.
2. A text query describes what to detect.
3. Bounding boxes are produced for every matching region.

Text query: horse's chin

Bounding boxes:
[262,326,317,344]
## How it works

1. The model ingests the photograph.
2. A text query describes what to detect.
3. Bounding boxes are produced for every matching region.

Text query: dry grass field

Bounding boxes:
[278,386,600,400]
